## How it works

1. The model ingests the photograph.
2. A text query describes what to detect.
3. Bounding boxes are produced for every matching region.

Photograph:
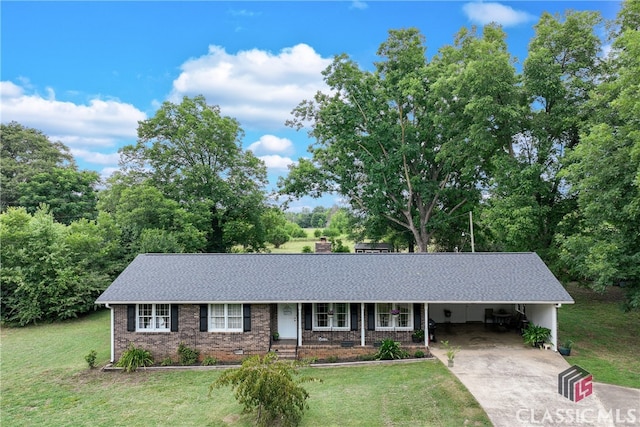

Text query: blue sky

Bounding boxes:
[1,1,621,211]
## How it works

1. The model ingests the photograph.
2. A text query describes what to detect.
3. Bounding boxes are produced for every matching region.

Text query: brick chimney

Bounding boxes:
[315,236,332,253]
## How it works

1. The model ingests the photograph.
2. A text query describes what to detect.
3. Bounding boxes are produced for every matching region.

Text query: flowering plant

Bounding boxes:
[390,309,401,315]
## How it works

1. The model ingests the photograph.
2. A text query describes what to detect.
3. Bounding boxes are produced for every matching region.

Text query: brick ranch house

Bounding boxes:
[95,252,574,363]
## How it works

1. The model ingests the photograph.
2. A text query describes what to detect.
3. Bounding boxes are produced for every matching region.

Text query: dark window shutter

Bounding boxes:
[199,305,208,332]
[413,303,421,330]
[350,303,359,331]
[171,304,179,332]
[243,304,251,332]
[127,305,136,332]
[367,303,375,330]
[304,303,312,330]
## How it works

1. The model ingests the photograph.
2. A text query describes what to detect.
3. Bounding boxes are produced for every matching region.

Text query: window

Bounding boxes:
[375,303,412,330]
[209,304,243,331]
[137,304,170,331]
[313,303,349,330]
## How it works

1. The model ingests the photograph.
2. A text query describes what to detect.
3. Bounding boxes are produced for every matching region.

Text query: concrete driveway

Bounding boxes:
[430,344,640,427]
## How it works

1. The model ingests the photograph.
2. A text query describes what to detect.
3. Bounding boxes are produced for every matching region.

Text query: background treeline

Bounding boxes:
[1,1,638,325]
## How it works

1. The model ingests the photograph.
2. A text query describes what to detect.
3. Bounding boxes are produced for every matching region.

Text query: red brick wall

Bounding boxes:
[110,303,429,363]
[112,304,271,363]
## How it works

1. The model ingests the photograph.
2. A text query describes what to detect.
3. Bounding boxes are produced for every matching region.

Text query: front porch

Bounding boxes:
[270,338,431,362]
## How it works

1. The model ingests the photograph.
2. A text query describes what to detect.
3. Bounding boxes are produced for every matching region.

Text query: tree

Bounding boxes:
[1,122,99,223]
[557,0,640,309]
[481,11,603,258]
[281,27,517,251]
[120,95,268,252]
[0,206,112,325]
[261,208,290,248]
[108,183,206,254]
[211,353,319,427]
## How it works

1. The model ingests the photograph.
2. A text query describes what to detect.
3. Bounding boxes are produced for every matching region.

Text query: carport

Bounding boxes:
[428,302,561,348]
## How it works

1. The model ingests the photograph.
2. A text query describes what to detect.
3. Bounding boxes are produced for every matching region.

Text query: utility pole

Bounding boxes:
[469,211,475,253]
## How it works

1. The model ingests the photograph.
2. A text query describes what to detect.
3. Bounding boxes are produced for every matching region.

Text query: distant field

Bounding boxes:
[267,228,356,253]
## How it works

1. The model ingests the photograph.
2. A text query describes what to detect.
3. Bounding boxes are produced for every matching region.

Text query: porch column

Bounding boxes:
[360,303,365,346]
[297,303,302,347]
[424,303,429,347]
[552,304,559,350]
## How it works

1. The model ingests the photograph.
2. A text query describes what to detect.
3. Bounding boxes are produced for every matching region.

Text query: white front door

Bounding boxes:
[277,303,297,339]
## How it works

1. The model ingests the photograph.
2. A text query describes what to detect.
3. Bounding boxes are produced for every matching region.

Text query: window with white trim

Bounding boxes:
[209,304,243,331]
[313,303,349,330]
[376,303,412,330]
[137,304,170,331]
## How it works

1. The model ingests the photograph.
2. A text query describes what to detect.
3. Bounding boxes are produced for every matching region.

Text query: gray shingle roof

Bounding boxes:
[96,252,573,304]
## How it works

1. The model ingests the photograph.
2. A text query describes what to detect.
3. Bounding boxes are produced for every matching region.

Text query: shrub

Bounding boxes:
[326,355,338,363]
[414,350,425,358]
[85,350,97,369]
[375,339,408,360]
[301,245,313,253]
[116,344,153,372]
[160,357,173,366]
[177,343,199,365]
[314,229,322,238]
[202,356,217,366]
[357,353,377,361]
[211,353,320,427]
[522,323,551,347]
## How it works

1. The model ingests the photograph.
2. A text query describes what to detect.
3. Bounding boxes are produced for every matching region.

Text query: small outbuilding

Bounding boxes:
[96,252,573,363]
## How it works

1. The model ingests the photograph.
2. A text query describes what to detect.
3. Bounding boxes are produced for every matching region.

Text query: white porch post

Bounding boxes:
[424,303,429,347]
[552,304,559,350]
[361,303,365,346]
[106,304,114,362]
[298,303,302,347]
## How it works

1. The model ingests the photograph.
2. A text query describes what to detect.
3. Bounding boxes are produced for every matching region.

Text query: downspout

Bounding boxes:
[105,304,114,363]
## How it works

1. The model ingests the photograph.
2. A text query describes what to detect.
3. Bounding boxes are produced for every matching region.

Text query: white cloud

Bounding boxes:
[0,81,145,146]
[350,1,368,10]
[259,154,294,170]
[247,134,294,155]
[1,80,145,174]
[462,2,534,27]
[70,148,121,166]
[169,43,331,130]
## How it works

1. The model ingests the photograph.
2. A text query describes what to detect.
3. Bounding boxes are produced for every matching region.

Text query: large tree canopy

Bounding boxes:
[481,10,603,258]
[119,95,269,252]
[281,27,518,252]
[1,122,99,223]
[557,0,640,309]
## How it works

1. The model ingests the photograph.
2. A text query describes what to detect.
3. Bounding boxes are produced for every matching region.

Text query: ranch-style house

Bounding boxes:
[95,252,574,363]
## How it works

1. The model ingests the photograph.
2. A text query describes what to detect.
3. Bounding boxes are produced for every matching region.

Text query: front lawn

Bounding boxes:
[559,283,640,388]
[0,310,490,426]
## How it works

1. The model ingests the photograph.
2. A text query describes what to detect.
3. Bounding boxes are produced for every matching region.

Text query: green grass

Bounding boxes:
[1,310,490,426]
[267,229,356,254]
[3,281,637,426]
[558,283,640,388]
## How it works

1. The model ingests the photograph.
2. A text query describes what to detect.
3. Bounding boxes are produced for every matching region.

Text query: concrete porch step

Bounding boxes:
[271,342,298,360]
